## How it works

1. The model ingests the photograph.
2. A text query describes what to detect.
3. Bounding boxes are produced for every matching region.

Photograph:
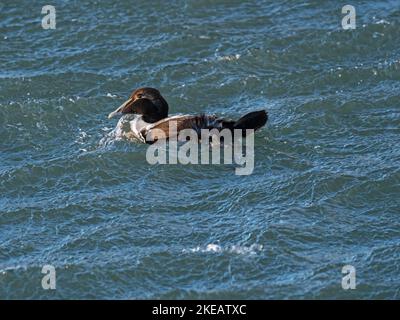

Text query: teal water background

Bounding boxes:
[1,0,400,299]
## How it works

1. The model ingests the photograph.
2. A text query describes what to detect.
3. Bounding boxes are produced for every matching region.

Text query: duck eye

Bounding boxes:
[137,94,143,99]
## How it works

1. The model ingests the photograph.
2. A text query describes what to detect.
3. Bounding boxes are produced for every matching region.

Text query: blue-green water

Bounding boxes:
[1,0,400,299]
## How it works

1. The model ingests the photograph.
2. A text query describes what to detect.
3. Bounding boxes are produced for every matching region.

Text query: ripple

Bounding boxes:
[1,0,400,299]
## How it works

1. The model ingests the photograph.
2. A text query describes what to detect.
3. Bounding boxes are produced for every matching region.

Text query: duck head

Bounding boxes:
[108,87,169,123]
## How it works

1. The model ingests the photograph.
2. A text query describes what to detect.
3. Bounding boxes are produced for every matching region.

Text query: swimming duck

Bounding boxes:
[107,87,268,143]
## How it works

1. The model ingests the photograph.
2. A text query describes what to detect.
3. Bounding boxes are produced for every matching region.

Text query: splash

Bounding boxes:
[183,243,264,255]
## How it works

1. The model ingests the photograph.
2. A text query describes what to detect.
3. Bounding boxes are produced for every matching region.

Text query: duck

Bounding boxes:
[107,87,268,143]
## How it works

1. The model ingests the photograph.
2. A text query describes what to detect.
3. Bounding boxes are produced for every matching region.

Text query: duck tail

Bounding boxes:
[233,110,268,131]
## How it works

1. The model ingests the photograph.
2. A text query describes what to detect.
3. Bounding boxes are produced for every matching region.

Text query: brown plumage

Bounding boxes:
[108,87,268,143]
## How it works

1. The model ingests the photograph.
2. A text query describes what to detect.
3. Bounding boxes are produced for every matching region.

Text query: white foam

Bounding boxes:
[206,244,222,252]
[375,19,390,25]
[183,243,263,255]
[218,54,241,61]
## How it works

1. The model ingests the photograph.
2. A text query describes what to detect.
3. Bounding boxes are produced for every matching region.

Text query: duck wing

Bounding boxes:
[140,114,234,143]
[139,110,267,144]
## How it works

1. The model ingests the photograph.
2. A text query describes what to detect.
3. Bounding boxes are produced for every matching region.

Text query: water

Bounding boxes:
[1,0,400,299]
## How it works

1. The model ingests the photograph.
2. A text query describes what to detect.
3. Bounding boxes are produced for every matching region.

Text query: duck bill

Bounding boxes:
[108,98,134,119]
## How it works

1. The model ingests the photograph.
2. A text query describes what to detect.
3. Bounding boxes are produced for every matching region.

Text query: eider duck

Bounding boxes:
[108,87,268,143]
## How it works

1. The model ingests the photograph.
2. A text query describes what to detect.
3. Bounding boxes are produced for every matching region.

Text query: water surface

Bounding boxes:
[1,0,400,299]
